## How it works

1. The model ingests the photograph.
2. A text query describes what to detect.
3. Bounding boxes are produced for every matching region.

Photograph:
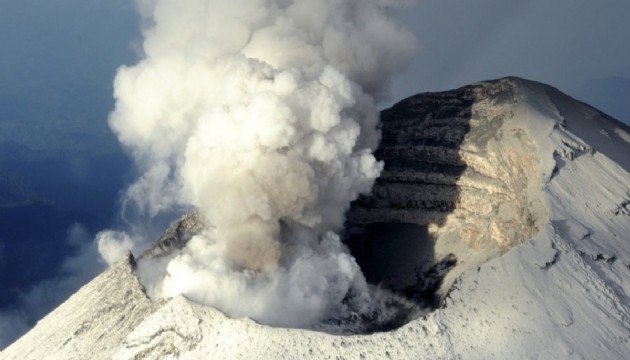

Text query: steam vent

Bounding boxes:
[134,78,548,329]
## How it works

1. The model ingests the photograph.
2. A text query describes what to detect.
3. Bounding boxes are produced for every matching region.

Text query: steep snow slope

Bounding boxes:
[3,77,630,359]
[0,254,162,359]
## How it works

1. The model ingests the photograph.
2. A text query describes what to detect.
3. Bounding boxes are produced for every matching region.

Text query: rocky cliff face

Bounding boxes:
[346,78,547,295]
[349,78,546,246]
[139,213,204,260]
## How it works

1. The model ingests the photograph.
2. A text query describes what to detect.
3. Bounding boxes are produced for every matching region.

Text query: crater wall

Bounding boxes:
[346,78,547,295]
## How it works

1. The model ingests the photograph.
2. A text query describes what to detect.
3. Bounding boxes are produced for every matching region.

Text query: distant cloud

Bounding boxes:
[0,223,104,349]
[0,312,28,349]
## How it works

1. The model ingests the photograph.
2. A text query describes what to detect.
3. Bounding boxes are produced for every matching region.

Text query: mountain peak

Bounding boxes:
[4,78,630,359]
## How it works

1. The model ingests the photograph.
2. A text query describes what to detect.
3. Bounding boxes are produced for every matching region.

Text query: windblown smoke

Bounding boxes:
[105,0,416,329]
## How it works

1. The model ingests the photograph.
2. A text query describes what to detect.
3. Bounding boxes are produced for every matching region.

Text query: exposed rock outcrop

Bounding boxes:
[139,213,204,260]
[348,78,546,250]
[345,78,547,294]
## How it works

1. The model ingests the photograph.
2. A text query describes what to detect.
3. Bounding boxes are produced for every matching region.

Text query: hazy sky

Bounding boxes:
[392,0,630,123]
[1,0,629,127]
[397,1,630,90]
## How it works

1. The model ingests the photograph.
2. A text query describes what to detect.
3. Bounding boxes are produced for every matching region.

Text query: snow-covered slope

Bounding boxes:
[3,77,630,359]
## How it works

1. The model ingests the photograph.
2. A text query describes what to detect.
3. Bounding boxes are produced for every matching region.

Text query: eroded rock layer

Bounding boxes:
[348,79,546,250]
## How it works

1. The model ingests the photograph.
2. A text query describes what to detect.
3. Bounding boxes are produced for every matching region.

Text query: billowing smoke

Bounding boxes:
[105,0,417,329]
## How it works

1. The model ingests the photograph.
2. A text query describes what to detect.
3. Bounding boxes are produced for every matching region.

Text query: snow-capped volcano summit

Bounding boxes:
[3,77,630,359]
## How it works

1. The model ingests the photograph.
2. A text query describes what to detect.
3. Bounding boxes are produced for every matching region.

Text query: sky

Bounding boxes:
[1,0,629,129]
[1,0,630,349]
[391,0,630,124]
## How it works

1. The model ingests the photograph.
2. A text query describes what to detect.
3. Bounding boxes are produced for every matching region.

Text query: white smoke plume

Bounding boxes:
[96,230,135,266]
[107,0,417,329]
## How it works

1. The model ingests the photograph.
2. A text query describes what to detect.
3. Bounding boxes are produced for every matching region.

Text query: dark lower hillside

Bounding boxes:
[0,203,81,307]
[0,143,132,309]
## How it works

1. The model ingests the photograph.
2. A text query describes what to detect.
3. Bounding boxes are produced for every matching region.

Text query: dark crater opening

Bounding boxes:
[349,223,455,309]
[341,85,477,332]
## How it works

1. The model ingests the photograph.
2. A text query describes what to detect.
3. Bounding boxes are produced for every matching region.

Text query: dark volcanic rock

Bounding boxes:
[139,213,204,260]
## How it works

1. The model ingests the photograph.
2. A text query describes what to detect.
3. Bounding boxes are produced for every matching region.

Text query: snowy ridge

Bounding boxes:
[346,78,550,297]
[0,254,163,359]
[3,77,630,359]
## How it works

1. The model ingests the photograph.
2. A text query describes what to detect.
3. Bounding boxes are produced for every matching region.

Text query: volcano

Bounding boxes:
[3,77,630,359]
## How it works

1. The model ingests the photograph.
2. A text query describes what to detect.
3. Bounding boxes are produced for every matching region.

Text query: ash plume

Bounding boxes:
[103,0,417,329]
